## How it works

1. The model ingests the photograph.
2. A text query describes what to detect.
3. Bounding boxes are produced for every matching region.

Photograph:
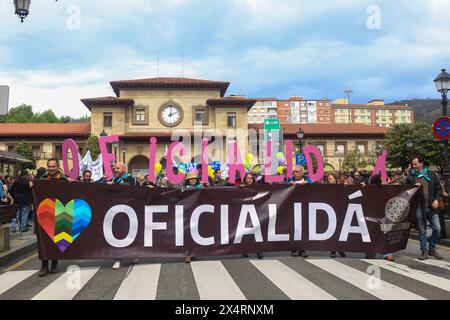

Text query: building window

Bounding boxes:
[8,145,15,153]
[336,143,346,155]
[132,106,148,125]
[103,112,112,128]
[32,145,41,160]
[317,144,325,155]
[192,107,209,125]
[228,113,236,128]
[54,145,63,160]
[357,143,366,156]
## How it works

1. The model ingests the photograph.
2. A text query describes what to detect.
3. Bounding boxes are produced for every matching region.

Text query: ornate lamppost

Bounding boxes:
[434,68,450,194]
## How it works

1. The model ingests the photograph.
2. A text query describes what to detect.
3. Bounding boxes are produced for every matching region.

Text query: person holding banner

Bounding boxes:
[406,156,444,261]
[286,166,310,258]
[241,173,264,260]
[38,158,67,277]
[109,162,138,270]
[326,173,346,259]
[184,171,203,263]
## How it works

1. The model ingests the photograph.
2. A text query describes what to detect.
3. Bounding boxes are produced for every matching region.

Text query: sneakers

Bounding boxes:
[428,250,444,260]
[384,255,395,262]
[418,252,428,260]
[290,251,298,257]
[330,252,337,259]
[338,252,346,258]
[112,260,121,270]
[132,258,139,264]
[257,253,264,259]
[185,256,191,263]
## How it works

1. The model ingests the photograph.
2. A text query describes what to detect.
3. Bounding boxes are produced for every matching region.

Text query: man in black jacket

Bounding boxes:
[11,171,33,232]
[406,156,443,260]
[39,158,68,277]
[109,162,137,270]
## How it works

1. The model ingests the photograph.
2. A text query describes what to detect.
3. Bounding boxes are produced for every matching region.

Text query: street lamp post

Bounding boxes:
[338,158,342,172]
[14,0,31,23]
[122,144,127,165]
[434,68,450,194]
[375,144,382,158]
[112,142,119,164]
[297,128,305,154]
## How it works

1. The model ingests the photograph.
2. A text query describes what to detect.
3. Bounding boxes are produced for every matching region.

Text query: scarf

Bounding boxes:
[113,173,131,185]
[414,167,431,182]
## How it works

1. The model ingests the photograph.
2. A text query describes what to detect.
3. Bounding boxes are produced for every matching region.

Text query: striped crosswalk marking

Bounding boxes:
[414,259,450,271]
[191,261,246,300]
[250,260,336,300]
[31,267,99,300]
[114,264,161,300]
[0,270,37,295]
[308,259,426,300]
[363,259,450,292]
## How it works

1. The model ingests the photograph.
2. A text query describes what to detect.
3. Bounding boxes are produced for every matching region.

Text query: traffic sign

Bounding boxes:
[433,116,450,141]
[296,153,307,166]
[264,118,280,131]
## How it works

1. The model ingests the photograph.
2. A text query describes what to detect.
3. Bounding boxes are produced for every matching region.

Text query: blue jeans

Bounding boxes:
[416,207,441,253]
[17,205,30,232]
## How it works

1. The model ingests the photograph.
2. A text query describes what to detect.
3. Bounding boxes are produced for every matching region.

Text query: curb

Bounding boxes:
[409,233,450,248]
[0,240,37,268]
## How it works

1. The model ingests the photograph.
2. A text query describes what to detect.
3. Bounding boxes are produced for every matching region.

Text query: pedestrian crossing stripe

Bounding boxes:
[114,264,161,300]
[31,267,99,300]
[191,261,246,300]
[250,260,336,300]
[414,259,450,271]
[362,259,450,292]
[0,259,448,300]
[308,259,425,300]
[0,270,37,295]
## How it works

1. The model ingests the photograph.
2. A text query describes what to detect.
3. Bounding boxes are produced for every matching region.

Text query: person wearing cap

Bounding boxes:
[185,171,203,189]
[184,171,203,263]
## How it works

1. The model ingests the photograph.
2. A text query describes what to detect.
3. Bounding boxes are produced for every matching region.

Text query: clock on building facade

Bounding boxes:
[158,101,184,127]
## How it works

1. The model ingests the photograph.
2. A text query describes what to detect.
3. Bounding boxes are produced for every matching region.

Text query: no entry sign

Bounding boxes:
[433,116,450,141]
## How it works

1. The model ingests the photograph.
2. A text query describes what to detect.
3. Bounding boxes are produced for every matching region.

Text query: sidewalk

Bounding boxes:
[0,224,37,267]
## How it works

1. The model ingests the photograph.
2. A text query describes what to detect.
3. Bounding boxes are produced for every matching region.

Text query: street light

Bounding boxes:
[14,0,31,23]
[434,68,450,194]
[375,145,382,157]
[99,130,107,138]
[338,158,342,172]
[14,0,58,23]
[406,139,413,149]
[112,142,119,164]
[297,128,305,153]
[122,143,127,164]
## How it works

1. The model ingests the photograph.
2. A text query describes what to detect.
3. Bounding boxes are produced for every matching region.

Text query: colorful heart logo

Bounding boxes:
[37,199,92,252]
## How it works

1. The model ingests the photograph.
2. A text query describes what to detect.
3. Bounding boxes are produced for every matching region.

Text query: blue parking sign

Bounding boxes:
[296,154,307,166]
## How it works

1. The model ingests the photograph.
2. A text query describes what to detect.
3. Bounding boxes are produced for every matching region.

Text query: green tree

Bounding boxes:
[82,135,101,160]
[384,123,443,171]
[33,109,60,123]
[7,104,34,123]
[13,141,37,171]
[342,149,368,172]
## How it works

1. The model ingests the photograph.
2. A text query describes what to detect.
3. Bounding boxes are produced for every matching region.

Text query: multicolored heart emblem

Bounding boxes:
[37,199,92,252]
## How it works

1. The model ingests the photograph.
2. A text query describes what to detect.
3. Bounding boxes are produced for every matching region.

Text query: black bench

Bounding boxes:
[0,204,20,224]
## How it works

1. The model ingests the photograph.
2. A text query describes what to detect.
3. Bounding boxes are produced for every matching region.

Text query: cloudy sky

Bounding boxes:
[0,0,449,117]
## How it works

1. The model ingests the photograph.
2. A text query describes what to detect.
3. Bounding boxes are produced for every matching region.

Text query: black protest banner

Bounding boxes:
[33,180,421,260]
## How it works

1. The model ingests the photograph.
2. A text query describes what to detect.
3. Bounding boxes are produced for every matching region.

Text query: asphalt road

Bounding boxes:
[0,240,449,300]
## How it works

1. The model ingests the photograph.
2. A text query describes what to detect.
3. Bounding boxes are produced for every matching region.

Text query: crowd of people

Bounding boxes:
[0,154,448,277]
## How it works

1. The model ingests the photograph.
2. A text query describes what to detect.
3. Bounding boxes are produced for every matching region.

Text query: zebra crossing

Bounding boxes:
[0,257,449,300]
